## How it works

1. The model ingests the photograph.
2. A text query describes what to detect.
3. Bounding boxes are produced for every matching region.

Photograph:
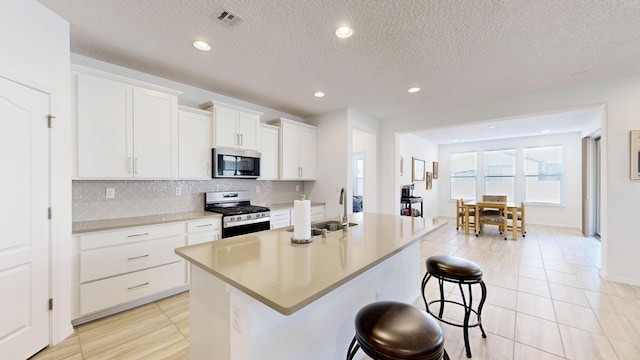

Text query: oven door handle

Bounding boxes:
[224,218,270,228]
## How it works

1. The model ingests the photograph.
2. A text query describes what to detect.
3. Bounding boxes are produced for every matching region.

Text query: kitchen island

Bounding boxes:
[175,212,446,360]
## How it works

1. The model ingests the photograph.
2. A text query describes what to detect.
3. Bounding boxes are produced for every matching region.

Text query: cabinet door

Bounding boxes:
[298,127,317,180]
[258,126,278,180]
[133,88,178,178]
[179,111,212,179]
[77,74,133,178]
[214,106,239,148]
[280,124,300,179]
[238,112,259,150]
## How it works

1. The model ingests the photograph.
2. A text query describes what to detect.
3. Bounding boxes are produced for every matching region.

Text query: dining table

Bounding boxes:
[461,200,523,238]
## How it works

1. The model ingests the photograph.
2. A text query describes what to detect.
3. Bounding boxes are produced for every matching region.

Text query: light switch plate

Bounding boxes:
[105,188,115,199]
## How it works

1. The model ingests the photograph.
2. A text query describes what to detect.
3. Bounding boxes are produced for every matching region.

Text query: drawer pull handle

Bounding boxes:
[127,254,149,260]
[127,282,149,290]
[197,224,213,228]
[127,232,149,238]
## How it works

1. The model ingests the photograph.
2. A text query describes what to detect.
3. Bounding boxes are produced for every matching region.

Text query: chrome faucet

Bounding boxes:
[339,187,349,232]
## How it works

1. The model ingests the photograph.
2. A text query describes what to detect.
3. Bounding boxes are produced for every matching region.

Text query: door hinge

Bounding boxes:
[47,115,56,128]
[48,207,52,219]
[49,298,53,311]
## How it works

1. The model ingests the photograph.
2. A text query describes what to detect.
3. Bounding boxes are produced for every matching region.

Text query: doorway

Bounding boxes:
[352,129,377,213]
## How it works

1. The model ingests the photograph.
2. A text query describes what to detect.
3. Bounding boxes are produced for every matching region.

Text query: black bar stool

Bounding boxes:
[421,255,487,358]
[346,301,450,360]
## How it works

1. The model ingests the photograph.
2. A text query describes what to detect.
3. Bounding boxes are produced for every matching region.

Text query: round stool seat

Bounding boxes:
[354,301,444,360]
[426,255,483,281]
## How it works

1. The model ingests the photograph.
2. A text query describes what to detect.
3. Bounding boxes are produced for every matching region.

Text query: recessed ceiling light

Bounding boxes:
[314,92,325,98]
[453,139,459,142]
[488,126,495,129]
[408,87,421,93]
[542,129,551,133]
[335,26,353,39]
[193,40,211,51]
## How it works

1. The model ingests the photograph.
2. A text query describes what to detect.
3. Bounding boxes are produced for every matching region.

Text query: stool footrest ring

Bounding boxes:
[425,299,483,329]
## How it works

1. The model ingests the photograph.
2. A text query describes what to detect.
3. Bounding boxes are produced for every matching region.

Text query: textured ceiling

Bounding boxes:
[39,0,640,136]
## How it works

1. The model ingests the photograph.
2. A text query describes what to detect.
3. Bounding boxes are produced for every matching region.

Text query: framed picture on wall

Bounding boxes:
[632,130,640,179]
[426,172,433,190]
[433,161,439,179]
[412,157,425,181]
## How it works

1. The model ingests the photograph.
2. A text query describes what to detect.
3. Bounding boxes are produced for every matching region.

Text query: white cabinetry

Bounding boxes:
[200,101,263,151]
[186,218,221,281]
[270,209,291,229]
[75,72,179,178]
[187,218,221,245]
[268,118,317,180]
[74,222,186,318]
[270,204,325,230]
[178,106,212,179]
[258,124,279,180]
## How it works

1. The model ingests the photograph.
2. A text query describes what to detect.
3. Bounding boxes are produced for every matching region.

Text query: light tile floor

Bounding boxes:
[31,220,640,359]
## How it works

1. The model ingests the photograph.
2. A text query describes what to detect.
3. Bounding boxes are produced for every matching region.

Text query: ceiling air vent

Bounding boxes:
[216,10,244,28]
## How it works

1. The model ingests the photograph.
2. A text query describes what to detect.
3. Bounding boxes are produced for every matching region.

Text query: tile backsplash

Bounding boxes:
[72,179,304,222]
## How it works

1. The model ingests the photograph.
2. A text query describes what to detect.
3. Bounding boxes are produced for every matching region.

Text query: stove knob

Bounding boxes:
[247,214,252,219]
[228,217,235,221]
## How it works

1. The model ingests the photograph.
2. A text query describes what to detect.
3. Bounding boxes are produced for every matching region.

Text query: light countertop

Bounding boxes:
[72,211,222,234]
[175,212,447,315]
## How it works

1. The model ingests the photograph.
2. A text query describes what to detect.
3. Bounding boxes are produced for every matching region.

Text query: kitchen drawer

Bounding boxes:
[270,218,290,229]
[80,261,185,315]
[188,231,220,246]
[187,218,220,233]
[269,209,291,220]
[80,236,185,282]
[79,222,185,250]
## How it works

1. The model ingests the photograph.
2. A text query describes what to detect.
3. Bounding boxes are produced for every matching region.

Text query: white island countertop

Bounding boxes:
[175,212,446,315]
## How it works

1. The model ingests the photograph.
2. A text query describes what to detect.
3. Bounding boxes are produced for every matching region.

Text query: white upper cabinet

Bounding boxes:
[75,71,179,179]
[268,118,317,180]
[178,107,212,179]
[76,75,133,178]
[258,124,279,180]
[200,101,263,151]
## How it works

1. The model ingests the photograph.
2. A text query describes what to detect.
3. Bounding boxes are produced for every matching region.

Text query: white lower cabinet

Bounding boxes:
[80,262,184,315]
[270,205,325,229]
[270,209,291,229]
[73,217,220,322]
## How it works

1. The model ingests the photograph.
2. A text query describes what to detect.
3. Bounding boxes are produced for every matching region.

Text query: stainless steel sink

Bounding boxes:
[285,220,358,234]
[311,220,358,232]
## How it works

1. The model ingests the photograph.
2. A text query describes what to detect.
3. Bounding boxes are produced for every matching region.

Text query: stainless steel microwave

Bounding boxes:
[212,147,261,179]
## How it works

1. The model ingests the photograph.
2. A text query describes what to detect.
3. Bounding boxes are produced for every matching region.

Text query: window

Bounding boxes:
[483,149,515,201]
[524,146,563,204]
[449,152,477,200]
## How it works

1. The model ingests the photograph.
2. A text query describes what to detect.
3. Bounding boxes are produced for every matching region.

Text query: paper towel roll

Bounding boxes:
[293,199,311,240]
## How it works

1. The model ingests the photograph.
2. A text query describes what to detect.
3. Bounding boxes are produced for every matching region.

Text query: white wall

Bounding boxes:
[378,73,640,285]
[438,132,583,228]
[306,109,350,218]
[397,134,439,218]
[0,0,72,344]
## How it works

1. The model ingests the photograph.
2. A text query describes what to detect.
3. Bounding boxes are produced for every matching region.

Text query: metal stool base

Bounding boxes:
[422,273,487,358]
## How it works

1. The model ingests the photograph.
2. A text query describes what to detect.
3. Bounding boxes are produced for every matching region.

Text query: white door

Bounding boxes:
[0,76,50,359]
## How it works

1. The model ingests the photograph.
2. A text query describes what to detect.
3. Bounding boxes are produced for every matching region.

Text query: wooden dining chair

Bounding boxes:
[456,199,475,231]
[507,202,525,238]
[480,195,507,215]
[475,201,509,240]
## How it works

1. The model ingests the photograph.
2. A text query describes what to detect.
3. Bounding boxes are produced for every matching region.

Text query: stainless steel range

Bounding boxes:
[204,191,270,238]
